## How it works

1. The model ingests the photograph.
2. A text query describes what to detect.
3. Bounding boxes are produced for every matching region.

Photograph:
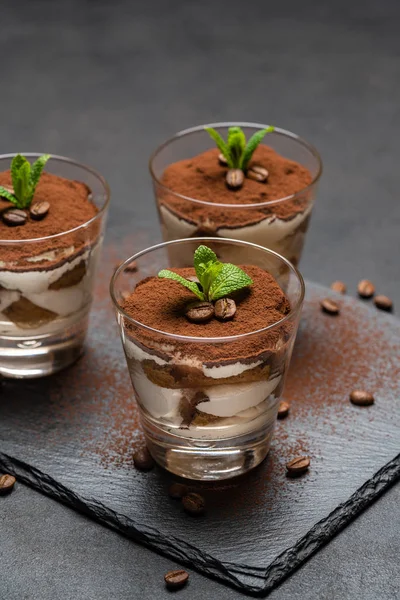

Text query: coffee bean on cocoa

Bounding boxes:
[277,401,290,419]
[214,298,236,320]
[133,447,155,471]
[164,569,189,590]
[358,279,375,298]
[168,483,189,499]
[320,298,340,315]
[247,165,269,182]
[286,456,310,477]
[330,281,346,294]
[0,474,16,495]
[185,301,214,323]
[3,209,27,226]
[349,390,374,406]
[218,153,228,166]
[182,492,205,515]
[125,261,138,273]
[374,295,393,312]
[226,169,244,190]
[30,201,50,220]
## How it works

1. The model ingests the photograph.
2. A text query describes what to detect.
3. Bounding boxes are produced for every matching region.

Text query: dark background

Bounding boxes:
[1,1,400,598]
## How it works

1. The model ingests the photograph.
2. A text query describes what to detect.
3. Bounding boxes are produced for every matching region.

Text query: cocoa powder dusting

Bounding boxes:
[159,145,313,229]
[122,265,292,364]
[0,171,99,267]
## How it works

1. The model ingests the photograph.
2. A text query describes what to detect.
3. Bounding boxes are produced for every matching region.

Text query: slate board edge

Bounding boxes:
[1,451,399,596]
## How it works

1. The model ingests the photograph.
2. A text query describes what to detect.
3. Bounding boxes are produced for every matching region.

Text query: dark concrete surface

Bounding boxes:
[1,0,400,598]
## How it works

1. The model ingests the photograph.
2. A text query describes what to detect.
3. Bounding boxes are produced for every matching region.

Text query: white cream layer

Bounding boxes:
[0,242,101,334]
[159,203,311,255]
[131,360,280,420]
[124,336,263,380]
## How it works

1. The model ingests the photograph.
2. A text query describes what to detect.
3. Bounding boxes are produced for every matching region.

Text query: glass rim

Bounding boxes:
[0,152,110,245]
[110,237,305,343]
[149,122,323,209]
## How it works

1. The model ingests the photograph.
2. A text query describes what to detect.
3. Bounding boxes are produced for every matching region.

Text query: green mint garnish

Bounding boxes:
[0,153,50,209]
[205,125,274,171]
[158,244,253,302]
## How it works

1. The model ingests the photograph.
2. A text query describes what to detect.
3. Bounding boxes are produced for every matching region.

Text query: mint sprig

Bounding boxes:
[158,245,253,302]
[205,125,274,171]
[0,153,50,209]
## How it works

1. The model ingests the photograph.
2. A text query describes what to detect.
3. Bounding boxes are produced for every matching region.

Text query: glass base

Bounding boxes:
[142,415,275,480]
[0,316,88,378]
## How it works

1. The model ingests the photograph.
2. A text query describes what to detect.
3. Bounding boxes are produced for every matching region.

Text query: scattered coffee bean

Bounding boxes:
[168,482,189,499]
[247,165,269,182]
[30,201,50,220]
[185,300,214,323]
[133,447,155,471]
[374,295,393,312]
[125,261,138,273]
[164,569,189,590]
[277,401,290,419]
[214,298,236,320]
[286,456,310,477]
[330,281,346,294]
[350,390,374,406]
[121,290,131,301]
[182,492,205,515]
[357,279,375,298]
[218,153,228,166]
[320,298,340,315]
[226,168,244,190]
[0,474,16,495]
[2,209,27,226]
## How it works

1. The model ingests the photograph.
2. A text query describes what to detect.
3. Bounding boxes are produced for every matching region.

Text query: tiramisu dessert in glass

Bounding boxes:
[0,153,110,378]
[111,238,304,480]
[150,122,322,267]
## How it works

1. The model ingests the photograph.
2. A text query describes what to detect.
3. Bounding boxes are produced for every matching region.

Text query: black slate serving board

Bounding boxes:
[1,252,399,596]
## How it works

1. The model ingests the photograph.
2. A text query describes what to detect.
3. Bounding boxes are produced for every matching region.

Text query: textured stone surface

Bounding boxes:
[1,0,400,598]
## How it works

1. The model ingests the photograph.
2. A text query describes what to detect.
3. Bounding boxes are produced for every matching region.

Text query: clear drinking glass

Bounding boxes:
[150,122,322,267]
[111,238,304,480]
[0,154,110,378]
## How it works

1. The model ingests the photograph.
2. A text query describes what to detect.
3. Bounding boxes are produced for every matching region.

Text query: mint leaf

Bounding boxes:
[240,126,274,171]
[19,162,32,208]
[158,270,205,300]
[204,128,233,168]
[228,127,246,168]
[193,245,218,279]
[0,186,18,205]
[11,154,30,206]
[208,263,253,301]
[30,154,50,201]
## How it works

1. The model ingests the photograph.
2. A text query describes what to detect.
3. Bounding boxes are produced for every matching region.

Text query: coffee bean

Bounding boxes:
[226,169,244,190]
[358,279,375,298]
[214,298,236,320]
[2,209,27,226]
[125,260,138,273]
[185,300,214,323]
[218,153,228,166]
[133,447,155,471]
[277,401,290,419]
[187,275,200,284]
[330,281,346,294]
[30,201,50,220]
[168,483,189,499]
[0,474,16,495]
[286,456,310,477]
[164,569,189,590]
[350,390,374,406]
[374,295,393,312]
[121,290,131,301]
[320,298,340,315]
[182,492,205,515]
[247,165,269,182]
